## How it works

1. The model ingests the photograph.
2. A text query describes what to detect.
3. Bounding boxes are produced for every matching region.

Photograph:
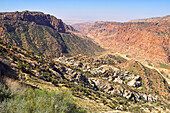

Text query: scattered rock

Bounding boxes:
[114,77,123,84]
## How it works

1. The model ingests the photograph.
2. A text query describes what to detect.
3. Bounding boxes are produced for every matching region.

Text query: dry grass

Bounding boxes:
[2,77,27,95]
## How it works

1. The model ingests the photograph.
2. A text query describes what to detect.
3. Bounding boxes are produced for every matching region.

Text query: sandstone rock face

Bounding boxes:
[0,11,66,33]
[72,16,170,63]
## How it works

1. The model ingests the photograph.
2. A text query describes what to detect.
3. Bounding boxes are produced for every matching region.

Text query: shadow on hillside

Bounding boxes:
[0,61,39,90]
[0,61,18,84]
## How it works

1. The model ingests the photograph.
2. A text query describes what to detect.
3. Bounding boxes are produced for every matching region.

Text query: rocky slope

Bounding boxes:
[0,11,104,58]
[0,39,169,112]
[72,16,170,64]
[0,12,169,112]
[56,54,169,101]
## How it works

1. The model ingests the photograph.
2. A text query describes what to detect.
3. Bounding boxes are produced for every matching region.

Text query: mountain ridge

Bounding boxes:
[0,10,66,32]
[72,16,170,64]
[0,11,104,58]
[129,15,170,22]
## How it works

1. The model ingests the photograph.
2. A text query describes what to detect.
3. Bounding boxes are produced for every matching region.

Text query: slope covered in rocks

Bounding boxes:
[0,38,169,112]
[0,11,104,58]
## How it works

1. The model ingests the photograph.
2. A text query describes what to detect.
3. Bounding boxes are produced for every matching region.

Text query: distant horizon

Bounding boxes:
[1,10,169,25]
[63,14,169,25]
[1,0,169,24]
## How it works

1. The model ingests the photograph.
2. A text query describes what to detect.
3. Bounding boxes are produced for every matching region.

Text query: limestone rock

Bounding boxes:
[113,77,123,84]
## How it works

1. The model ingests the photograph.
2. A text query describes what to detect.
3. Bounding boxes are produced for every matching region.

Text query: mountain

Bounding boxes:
[130,15,170,22]
[72,16,170,64]
[0,38,169,112]
[0,11,104,58]
[0,11,169,112]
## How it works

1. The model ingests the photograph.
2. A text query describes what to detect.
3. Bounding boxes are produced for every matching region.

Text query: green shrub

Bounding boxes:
[0,85,13,102]
[0,88,86,113]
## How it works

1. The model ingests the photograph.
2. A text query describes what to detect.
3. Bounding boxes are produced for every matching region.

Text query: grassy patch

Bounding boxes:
[159,63,170,69]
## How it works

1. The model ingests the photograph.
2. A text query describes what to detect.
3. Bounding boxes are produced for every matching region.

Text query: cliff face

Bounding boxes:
[0,11,66,33]
[0,11,104,57]
[73,17,170,63]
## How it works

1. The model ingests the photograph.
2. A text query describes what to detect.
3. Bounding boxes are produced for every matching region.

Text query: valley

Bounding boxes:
[0,11,169,113]
[72,16,170,64]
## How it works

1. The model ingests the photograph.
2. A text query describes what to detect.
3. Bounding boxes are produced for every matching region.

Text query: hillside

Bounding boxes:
[0,11,104,58]
[0,38,169,112]
[0,11,169,113]
[72,16,170,64]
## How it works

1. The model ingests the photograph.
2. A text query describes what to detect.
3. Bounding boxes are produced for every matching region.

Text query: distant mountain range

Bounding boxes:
[130,15,170,22]
[72,15,170,63]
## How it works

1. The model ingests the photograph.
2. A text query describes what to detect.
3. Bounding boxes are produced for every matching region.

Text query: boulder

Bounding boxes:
[135,81,142,87]
[134,75,141,81]
[113,77,123,84]
[108,76,113,81]
[74,61,83,68]
[123,91,132,99]
[127,75,142,87]
[76,72,88,82]
[148,94,157,102]
[127,79,136,87]
[53,71,62,78]
[142,94,148,101]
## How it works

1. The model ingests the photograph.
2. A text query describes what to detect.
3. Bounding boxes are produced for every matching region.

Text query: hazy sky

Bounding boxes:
[0,0,169,24]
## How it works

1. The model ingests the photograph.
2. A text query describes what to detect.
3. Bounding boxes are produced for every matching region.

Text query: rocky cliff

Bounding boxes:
[72,16,170,63]
[0,11,104,57]
[0,10,66,33]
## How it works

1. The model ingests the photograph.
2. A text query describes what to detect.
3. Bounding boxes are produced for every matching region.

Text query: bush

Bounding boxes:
[0,88,86,113]
[101,98,108,105]
[0,84,13,102]
[52,79,58,84]
[43,72,51,78]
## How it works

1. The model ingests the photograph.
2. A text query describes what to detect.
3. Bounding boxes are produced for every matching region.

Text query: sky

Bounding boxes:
[0,0,169,24]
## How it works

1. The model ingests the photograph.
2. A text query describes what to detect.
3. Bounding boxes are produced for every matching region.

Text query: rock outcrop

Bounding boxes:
[55,56,161,102]
[0,10,66,33]
[56,56,143,88]
[89,78,157,102]
[64,67,89,84]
